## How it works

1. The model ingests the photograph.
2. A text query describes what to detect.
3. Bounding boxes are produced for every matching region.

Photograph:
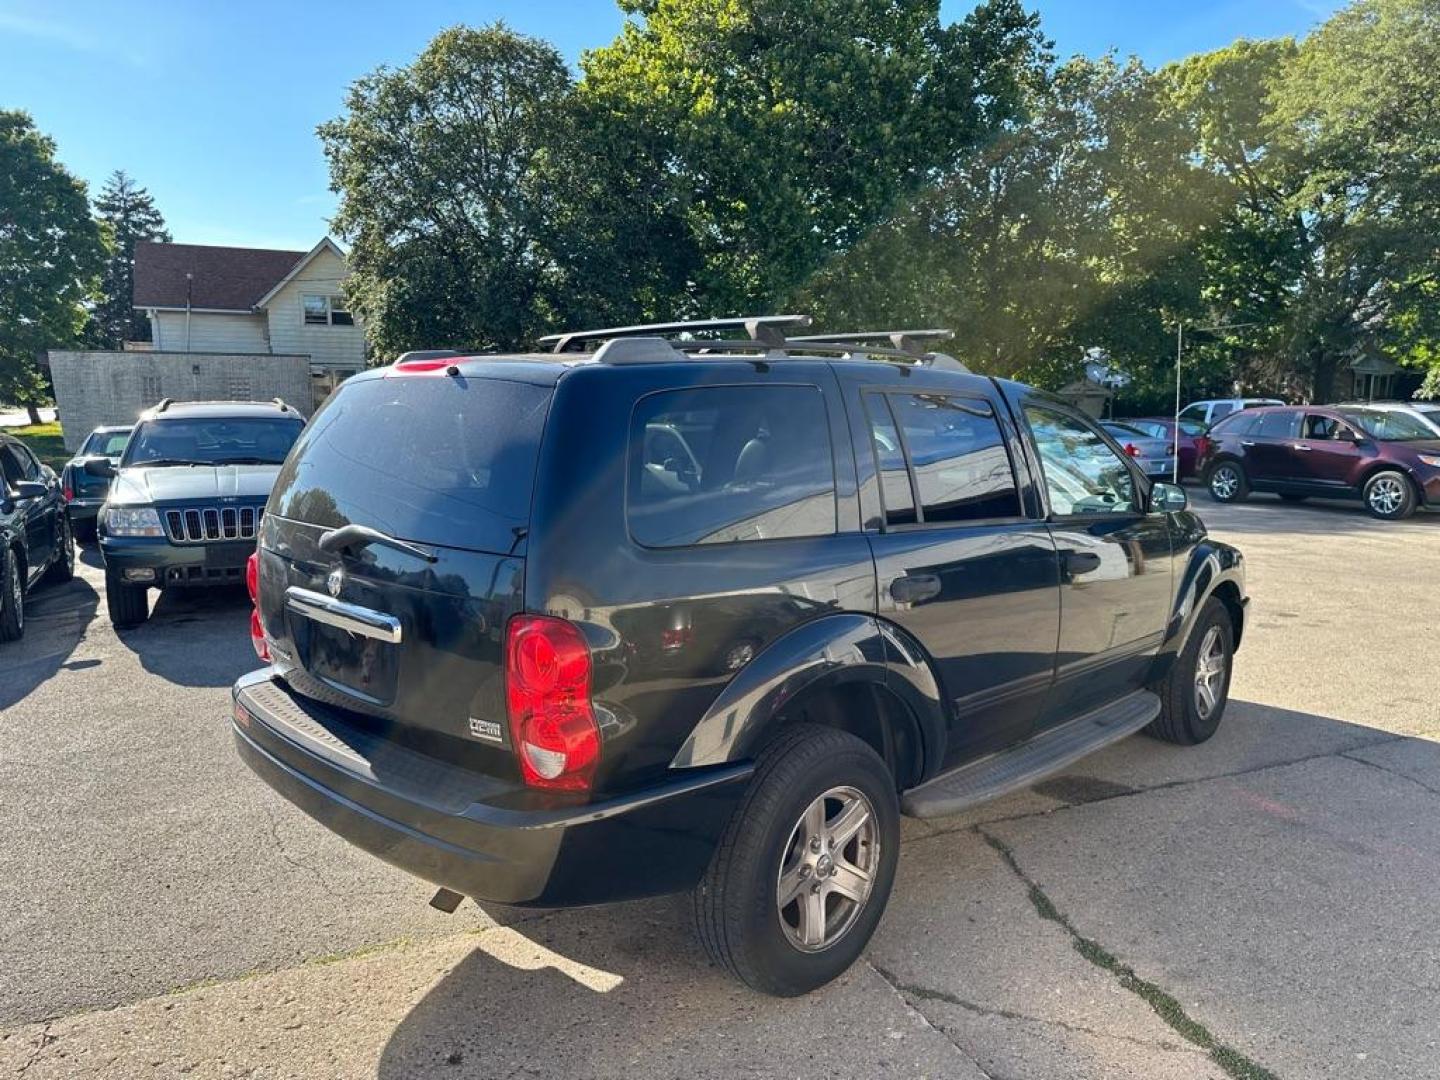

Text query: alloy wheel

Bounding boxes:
[1210,466,1239,500]
[1368,476,1405,516]
[775,785,879,953]
[60,518,73,574]
[1193,625,1227,720]
[7,559,21,632]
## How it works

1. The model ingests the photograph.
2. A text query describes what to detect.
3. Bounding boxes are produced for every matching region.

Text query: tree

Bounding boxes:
[320,25,582,356]
[92,170,171,348]
[0,111,104,421]
[1163,0,1440,401]
[798,55,1225,395]
[580,0,1049,313]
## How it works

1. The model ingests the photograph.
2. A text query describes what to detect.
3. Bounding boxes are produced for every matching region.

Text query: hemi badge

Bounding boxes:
[468,716,504,744]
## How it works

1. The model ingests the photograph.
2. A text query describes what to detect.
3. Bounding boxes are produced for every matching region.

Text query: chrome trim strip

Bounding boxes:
[284,586,403,644]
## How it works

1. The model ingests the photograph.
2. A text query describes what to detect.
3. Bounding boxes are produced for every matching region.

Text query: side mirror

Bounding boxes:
[13,480,48,501]
[1150,482,1188,513]
[82,457,117,478]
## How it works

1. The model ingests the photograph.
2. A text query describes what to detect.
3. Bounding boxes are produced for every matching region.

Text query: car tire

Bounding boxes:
[105,568,150,627]
[694,723,900,997]
[1362,470,1416,520]
[1207,461,1249,503]
[0,550,24,642]
[44,515,75,584]
[1147,596,1233,745]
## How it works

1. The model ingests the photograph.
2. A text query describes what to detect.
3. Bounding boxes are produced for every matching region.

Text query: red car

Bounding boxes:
[1200,404,1440,519]
[1118,417,1211,480]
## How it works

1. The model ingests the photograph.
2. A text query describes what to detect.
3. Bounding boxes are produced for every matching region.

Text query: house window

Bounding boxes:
[303,294,354,327]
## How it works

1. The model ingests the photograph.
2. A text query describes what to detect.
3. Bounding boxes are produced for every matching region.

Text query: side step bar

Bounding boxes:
[901,690,1161,819]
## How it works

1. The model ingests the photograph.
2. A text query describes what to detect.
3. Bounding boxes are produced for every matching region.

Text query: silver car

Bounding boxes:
[1101,421,1177,479]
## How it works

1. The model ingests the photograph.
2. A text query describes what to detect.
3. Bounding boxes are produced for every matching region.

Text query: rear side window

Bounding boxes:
[628,385,836,547]
[271,374,551,553]
[1211,411,1258,436]
[1210,402,1236,420]
[871,392,1021,525]
[1256,411,1298,438]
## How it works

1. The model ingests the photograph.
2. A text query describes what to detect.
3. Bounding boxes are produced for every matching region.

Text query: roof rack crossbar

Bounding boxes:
[538,315,812,353]
[789,329,954,357]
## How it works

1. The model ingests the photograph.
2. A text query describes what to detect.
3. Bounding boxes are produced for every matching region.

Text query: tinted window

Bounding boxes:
[1339,409,1433,441]
[1256,411,1299,439]
[81,430,131,456]
[875,393,1020,524]
[1210,402,1236,420]
[628,385,835,547]
[125,417,304,467]
[1,445,29,486]
[863,395,916,526]
[1212,411,1259,436]
[272,374,551,553]
[1178,404,1209,424]
[1025,405,1137,516]
[4,443,41,481]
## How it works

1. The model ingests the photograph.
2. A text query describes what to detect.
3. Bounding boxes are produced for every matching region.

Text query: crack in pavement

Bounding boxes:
[868,959,1201,1056]
[864,958,998,1080]
[14,1023,54,1075]
[1337,749,1440,800]
[259,802,349,903]
[908,735,1406,839]
[975,828,1279,1080]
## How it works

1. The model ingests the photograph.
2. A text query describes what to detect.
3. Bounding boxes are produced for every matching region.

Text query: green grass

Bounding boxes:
[7,421,69,470]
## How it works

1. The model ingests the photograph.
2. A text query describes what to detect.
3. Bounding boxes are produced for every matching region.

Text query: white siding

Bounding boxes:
[264,247,366,370]
[152,310,268,353]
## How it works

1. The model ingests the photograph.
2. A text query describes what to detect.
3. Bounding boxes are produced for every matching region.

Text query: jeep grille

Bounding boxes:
[163,505,262,543]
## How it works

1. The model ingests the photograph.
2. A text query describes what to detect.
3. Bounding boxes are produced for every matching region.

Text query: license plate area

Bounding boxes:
[285,586,402,706]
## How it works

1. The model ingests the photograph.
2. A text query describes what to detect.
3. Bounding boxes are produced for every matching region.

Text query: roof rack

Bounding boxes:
[154,398,172,412]
[538,315,812,353]
[789,329,953,356]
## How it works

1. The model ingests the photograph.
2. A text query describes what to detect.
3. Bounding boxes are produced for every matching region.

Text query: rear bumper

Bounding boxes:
[231,669,752,906]
[100,534,253,587]
[66,498,104,523]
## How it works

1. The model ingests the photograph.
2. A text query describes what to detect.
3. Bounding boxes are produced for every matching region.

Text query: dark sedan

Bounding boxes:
[1,433,76,641]
[61,425,132,539]
[1201,404,1440,519]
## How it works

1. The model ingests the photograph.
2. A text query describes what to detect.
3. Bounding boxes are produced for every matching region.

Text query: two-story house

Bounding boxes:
[132,237,366,405]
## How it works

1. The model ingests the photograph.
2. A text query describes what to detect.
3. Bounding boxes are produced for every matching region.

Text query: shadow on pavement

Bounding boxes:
[371,701,1439,1079]
[0,573,100,711]
[113,584,256,688]
[1194,493,1440,535]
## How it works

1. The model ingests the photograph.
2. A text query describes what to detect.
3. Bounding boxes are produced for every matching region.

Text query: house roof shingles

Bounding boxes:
[132,241,307,311]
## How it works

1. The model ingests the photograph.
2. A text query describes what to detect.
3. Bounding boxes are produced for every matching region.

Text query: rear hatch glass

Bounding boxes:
[260,372,552,759]
[270,373,551,555]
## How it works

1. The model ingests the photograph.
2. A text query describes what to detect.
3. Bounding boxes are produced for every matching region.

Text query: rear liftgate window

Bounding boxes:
[627,385,837,547]
[270,375,551,554]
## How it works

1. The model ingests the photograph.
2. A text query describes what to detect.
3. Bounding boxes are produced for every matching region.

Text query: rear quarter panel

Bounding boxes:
[524,361,878,793]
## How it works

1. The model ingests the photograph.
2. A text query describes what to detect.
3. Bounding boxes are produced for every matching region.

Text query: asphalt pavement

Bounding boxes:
[1,494,1437,1079]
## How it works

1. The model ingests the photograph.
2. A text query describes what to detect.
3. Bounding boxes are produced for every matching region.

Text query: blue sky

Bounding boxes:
[0,0,1343,252]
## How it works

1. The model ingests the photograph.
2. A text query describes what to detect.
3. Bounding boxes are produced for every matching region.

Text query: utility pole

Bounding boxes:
[1172,320,1261,484]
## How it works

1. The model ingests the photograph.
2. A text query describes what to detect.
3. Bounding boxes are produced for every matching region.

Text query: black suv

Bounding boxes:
[92,399,305,627]
[233,318,1247,996]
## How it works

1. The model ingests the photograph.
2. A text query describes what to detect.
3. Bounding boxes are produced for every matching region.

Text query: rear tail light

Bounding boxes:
[505,615,600,791]
[62,484,74,502]
[1195,435,1213,459]
[1123,443,1141,457]
[246,550,269,662]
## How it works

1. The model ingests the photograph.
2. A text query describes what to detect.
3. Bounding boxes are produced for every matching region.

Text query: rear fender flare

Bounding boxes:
[669,612,946,775]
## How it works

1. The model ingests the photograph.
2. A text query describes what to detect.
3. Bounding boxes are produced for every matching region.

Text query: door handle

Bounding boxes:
[1061,550,1103,576]
[1292,444,1312,451]
[1240,440,1256,447]
[890,573,941,605]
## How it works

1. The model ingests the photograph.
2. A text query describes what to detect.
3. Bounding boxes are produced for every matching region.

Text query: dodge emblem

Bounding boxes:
[326,567,344,598]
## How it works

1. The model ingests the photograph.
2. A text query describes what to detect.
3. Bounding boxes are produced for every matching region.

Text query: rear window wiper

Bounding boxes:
[318,524,438,564]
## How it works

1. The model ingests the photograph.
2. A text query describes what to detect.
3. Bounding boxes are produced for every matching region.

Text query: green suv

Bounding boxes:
[91,399,304,626]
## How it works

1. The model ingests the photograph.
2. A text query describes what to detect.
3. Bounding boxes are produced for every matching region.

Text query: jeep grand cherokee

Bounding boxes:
[233,317,1247,996]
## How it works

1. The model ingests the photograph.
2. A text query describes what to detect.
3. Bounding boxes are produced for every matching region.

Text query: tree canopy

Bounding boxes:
[92,170,171,349]
[0,110,104,414]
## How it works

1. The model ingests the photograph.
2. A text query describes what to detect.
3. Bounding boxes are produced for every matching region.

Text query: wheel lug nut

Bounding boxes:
[810,882,822,894]
[810,838,821,852]
[799,865,811,877]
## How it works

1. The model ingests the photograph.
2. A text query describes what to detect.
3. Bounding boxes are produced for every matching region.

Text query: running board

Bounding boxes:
[901,690,1160,819]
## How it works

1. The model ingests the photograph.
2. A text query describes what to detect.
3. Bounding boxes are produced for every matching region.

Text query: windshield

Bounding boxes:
[1103,422,1150,440]
[123,416,305,467]
[1337,409,1435,441]
[81,429,132,456]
